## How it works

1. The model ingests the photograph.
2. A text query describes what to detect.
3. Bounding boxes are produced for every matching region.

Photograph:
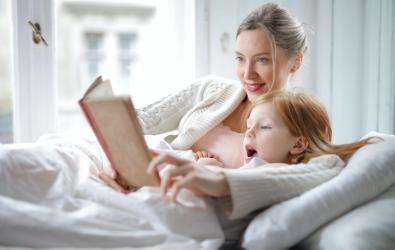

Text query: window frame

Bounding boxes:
[12,0,56,143]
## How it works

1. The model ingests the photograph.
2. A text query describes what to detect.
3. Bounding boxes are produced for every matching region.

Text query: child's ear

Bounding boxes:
[290,52,303,73]
[290,136,308,155]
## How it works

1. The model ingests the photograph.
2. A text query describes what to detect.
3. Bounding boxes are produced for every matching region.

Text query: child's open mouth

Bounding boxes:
[245,144,257,161]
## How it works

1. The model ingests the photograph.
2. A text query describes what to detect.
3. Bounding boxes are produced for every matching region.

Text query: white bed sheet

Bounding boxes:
[0,134,224,249]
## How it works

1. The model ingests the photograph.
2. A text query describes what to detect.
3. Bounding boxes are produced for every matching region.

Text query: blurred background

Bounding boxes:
[1,0,394,144]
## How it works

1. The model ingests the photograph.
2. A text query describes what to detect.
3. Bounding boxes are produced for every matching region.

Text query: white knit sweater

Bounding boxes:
[137,75,245,149]
[137,75,345,219]
[220,154,345,219]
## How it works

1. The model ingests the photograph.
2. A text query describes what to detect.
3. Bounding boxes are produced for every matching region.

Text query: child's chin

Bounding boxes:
[244,157,252,164]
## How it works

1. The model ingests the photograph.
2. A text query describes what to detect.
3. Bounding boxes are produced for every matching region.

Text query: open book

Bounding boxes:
[79,76,160,187]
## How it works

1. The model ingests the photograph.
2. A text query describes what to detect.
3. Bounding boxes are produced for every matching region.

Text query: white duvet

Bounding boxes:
[1,132,395,250]
[0,134,224,249]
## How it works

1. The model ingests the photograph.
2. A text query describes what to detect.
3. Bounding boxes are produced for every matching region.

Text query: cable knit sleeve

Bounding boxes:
[137,76,214,135]
[219,154,345,219]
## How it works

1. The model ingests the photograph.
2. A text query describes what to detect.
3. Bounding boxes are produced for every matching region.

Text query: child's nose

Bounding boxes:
[246,127,255,138]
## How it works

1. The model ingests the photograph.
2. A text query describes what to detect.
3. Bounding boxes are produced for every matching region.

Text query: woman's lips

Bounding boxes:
[245,83,264,92]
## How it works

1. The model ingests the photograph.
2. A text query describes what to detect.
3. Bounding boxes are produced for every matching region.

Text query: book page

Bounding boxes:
[82,76,114,99]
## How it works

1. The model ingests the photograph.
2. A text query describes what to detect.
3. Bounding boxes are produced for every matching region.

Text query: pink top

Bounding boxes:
[191,124,244,168]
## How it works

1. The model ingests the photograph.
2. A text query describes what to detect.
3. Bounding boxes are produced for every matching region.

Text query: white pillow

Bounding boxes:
[242,132,395,250]
[295,183,395,250]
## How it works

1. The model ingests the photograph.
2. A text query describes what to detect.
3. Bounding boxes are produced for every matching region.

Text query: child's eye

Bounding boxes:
[260,126,271,129]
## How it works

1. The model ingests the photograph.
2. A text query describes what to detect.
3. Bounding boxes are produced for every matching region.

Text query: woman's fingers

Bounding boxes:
[99,166,134,193]
[103,165,116,179]
[99,171,128,193]
[147,152,195,196]
[147,153,190,174]
[147,152,230,201]
[160,164,194,196]
[195,151,204,159]
[150,149,159,157]
[170,172,198,202]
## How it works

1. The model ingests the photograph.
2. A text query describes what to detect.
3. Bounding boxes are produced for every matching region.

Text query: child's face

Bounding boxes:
[243,102,299,163]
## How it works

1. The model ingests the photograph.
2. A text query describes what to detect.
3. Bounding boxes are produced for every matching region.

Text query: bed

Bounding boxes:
[0,132,394,249]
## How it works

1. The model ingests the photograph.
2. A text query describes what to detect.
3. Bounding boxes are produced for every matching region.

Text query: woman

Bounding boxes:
[101,2,308,193]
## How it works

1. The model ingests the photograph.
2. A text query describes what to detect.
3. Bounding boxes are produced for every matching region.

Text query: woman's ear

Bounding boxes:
[290,52,303,73]
[290,136,308,155]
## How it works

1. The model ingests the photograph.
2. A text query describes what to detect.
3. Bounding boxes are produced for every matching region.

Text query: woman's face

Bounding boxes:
[243,102,298,163]
[235,29,295,101]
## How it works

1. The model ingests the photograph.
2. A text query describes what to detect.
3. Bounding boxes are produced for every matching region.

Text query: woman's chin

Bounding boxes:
[246,91,265,101]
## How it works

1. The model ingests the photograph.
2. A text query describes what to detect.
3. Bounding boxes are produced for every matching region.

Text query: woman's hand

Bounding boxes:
[98,149,160,193]
[147,153,230,202]
[98,167,131,193]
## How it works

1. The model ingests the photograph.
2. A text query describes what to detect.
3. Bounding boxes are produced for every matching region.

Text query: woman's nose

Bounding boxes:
[244,61,257,81]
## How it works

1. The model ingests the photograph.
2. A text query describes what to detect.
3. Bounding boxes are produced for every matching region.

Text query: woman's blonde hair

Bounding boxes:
[244,90,373,164]
[237,3,308,58]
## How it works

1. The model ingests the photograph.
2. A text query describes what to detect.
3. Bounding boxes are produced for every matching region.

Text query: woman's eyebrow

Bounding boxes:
[234,51,272,56]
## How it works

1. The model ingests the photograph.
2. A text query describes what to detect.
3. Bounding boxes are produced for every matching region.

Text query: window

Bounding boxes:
[0,0,13,143]
[84,32,104,81]
[118,33,137,91]
[55,0,156,134]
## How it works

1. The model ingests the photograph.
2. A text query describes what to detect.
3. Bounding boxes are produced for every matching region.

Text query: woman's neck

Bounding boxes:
[223,98,251,133]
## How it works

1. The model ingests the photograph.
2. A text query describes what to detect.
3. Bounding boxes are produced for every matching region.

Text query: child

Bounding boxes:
[195,89,372,168]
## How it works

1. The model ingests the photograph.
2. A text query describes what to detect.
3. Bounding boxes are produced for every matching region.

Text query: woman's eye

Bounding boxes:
[257,57,269,64]
[235,56,244,62]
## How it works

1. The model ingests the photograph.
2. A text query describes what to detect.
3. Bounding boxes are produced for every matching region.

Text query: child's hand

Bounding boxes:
[197,157,224,167]
[195,150,216,160]
[194,151,224,167]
